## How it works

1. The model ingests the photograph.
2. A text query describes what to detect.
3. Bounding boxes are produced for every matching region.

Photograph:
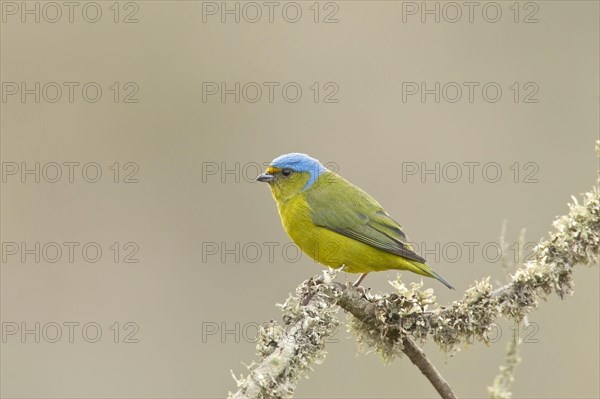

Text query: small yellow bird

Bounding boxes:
[257,153,453,289]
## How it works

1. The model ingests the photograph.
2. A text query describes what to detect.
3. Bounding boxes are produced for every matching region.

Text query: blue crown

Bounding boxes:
[270,153,326,190]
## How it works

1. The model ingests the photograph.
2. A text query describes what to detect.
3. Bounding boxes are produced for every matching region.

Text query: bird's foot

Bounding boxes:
[352,273,369,287]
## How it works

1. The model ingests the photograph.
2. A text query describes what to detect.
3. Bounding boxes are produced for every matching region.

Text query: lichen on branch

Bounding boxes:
[334,184,599,358]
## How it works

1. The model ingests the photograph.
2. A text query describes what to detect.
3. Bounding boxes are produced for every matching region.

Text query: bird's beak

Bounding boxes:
[256,173,275,183]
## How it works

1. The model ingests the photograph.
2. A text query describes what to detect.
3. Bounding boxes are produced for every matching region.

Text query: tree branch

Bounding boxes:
[402,336,457,399]
[229,273,341,399]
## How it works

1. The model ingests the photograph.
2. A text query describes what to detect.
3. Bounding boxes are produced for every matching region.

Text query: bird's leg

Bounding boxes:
[353,273,369,287]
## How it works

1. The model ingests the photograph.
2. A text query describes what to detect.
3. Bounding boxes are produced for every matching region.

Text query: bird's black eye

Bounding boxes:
[281,168,292,177]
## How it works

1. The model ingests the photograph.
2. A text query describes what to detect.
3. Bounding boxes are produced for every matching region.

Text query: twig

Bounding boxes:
[402,336,457,399]
[488,334,521,399]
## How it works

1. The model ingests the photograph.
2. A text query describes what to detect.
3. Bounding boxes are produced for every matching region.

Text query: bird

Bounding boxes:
[256,153,454,289]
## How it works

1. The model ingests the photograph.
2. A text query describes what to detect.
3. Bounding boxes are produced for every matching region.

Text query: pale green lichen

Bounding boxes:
[500,186,599,320]
[346,275,502,359]
[348,280,439,362]
[229,270,341,399]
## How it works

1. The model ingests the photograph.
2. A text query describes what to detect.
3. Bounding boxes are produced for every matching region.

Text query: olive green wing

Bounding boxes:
[306,173,426,263]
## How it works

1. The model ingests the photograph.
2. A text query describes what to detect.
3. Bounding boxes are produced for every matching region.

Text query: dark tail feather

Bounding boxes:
[409,260,455,290]
[430,269,455,290]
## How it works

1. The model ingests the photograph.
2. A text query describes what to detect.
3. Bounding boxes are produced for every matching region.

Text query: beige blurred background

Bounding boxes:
[1,1,598,398]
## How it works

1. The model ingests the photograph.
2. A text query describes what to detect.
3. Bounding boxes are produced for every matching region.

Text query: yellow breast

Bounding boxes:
[275,193,414,273]
[275,194,340,267]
